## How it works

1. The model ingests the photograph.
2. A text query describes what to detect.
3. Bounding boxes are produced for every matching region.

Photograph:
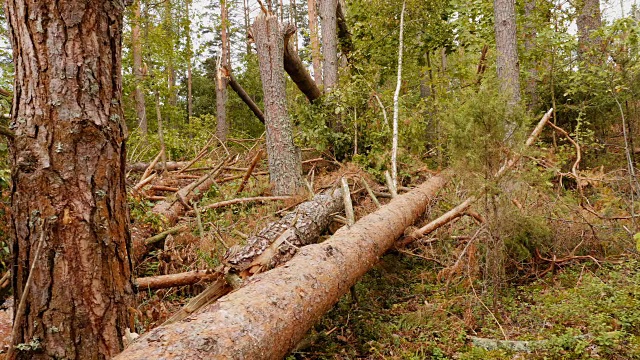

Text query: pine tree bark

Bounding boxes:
[308,0,322,85]
[252,13,303,196]
[493,0,521,107]
[5,1,134,359]
[216,0,230,142]
[319,0,338,92]
[576,0,602,64]
[132,0,148,136]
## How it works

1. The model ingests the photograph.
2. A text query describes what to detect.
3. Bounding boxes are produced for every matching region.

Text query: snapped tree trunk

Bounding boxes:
[493,0,521,108]
[216,0,230,142]
[116,175,449,359]
[132,0,148,136]
[284,36,322,102]
[320,0,338,92]
[5,1,134,359]
[252,13,303,196]
[308,0,322,84]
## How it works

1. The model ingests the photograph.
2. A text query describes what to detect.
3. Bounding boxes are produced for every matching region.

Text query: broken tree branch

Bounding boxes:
[135,270,218,290]
[223,65,266,124]
[284,30,322,102]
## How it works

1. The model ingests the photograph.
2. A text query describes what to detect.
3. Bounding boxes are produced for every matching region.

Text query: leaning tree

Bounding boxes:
[4,0,134,359]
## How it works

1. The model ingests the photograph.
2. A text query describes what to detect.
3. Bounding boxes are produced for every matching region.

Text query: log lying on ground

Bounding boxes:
[152,160,227,225]
[161,188,345,325]
[223,187,344,276]
[116,174,448,359]
[135,270,218,291]
[284,32,322,102]
[223,66,265,124]
[337,0,353,56]
[127,161,189,173]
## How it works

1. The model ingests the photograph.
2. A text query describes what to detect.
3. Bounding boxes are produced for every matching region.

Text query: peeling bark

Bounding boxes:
[5,1,134,358]
[223,188,343,276]
[116,175,448,359]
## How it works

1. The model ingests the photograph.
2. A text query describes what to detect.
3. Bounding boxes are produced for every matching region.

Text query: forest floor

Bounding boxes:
[125,135,640,359]
[294,253,640,360]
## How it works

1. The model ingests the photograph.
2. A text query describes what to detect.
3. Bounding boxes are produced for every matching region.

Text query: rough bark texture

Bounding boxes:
[216,0,230,142]
[576,0,602,64]
[252,13,303,196]
[116,175,448,360]
[132,0,147,135]
[308,0,322,84]
[493,0,521,107]
[223,66,265,123]
[223,188,343,275]
[5,1,134,359]
[320,0,338,92]
[284,37,322,102]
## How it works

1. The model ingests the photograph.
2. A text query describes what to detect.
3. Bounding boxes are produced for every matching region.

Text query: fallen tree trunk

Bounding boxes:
[284,33,322,102]
[135,270,218,290]
[116,174,448,359]
[161,187,345,325]
[152,160,227,225]
[223,66,266,124]
[127,161,189,173]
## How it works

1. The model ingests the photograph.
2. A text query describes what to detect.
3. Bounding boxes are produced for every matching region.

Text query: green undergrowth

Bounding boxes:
[291,254,640,359]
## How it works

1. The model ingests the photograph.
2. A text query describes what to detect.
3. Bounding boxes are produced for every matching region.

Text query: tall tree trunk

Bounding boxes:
[308,0,322,85]
[5,1,134,359]
[291,0,298,51]
[216,0,230,142]
[576,0,602,64]
[320,0,338,92]
[524,0,539,111]
[493,0,521,108]
[186,0,194,121]
[133,0,148,136]
[244,0,252,54]
[391,1,406,189]
[164,1,177,112]
[252,13,303,196]
[155,91,168,172]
